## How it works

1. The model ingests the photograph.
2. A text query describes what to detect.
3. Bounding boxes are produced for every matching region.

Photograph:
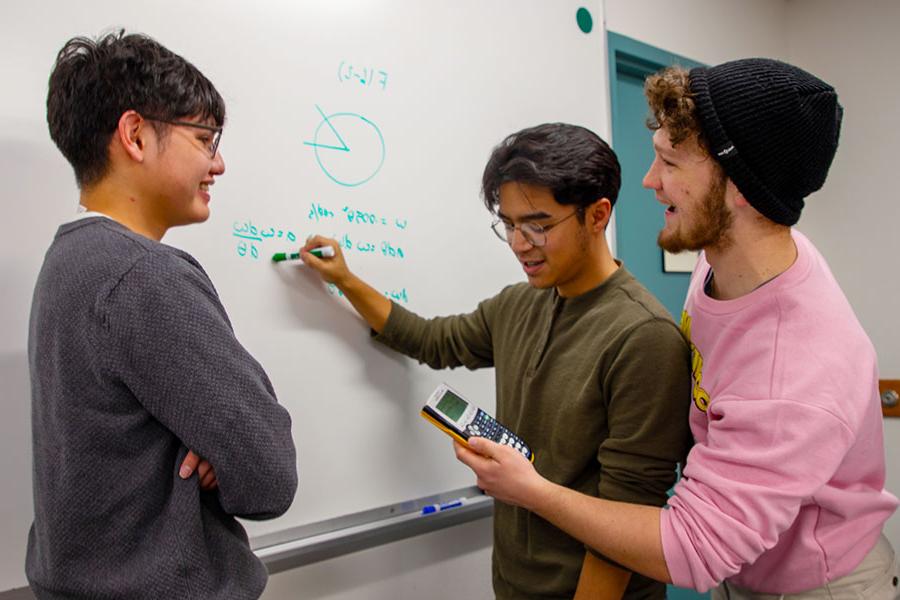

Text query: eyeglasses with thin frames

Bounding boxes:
[491,210,580,248]
[143,116,223,158]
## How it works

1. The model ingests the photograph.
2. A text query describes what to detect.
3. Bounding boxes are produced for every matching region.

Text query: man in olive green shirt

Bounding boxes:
[300,123,691,599]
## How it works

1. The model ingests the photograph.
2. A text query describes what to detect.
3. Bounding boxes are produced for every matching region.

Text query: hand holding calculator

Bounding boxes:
[421,383,534,462]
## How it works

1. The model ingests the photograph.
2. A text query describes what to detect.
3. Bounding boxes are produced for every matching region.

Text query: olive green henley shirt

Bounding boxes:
[377,266,692,599]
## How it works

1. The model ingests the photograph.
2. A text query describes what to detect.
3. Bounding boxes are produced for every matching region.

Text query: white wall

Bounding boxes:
[785,0,900,547]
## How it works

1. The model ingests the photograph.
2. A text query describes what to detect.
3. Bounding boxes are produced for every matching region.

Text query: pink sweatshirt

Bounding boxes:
[660,230,898,593]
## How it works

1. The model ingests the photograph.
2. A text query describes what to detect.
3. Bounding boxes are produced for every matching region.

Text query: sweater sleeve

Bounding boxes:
[597,318,693,506]
[101,252,298,520]
[373,297,498,370]
[660,396,855,591]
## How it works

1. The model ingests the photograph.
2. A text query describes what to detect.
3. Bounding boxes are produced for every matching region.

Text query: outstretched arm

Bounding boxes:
[454,438,671,584]
[300,235,392,333]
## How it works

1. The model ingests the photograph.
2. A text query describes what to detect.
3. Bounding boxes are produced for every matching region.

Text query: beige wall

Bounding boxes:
[604,0,788,64]
[786,0,900,547]
[607,0,900,551]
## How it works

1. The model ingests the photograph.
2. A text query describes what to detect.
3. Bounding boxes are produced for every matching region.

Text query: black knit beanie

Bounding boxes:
[689,58,843,225]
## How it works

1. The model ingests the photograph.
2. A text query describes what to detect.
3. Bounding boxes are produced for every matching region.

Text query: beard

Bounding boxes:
[658,174,733,253]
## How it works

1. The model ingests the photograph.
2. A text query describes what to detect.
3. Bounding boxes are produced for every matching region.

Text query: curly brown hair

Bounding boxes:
[644,65,709,152]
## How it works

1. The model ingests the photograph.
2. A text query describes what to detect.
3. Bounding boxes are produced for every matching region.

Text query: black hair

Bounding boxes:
[481,123,621,217]
[46,30,226,188]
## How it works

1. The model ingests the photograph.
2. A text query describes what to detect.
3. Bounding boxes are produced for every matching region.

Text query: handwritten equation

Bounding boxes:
[333,233,406,258]
[231,205,411,304]
[338,60,388,91]
[327,282,409,304]
[232,220,297,260]
[232,203,408,261]
[309,202,408,230]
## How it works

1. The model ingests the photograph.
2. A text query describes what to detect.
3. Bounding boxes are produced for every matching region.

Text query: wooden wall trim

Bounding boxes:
[880,380,900,418]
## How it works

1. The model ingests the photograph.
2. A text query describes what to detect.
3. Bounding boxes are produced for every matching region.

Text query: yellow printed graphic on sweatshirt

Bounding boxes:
[681,311,710,412]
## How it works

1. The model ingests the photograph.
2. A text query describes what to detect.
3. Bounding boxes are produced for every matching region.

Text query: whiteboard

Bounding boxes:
[0,0,609,588]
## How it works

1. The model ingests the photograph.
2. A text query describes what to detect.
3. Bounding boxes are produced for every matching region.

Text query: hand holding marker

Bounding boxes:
[271,246,335,262]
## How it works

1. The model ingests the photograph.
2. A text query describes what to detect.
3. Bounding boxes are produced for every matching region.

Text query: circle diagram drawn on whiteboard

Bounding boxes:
[304,104,386,187]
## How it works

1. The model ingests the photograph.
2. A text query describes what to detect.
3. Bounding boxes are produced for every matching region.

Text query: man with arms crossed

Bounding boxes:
[28,31,297,599]
[300,123,692,599]
[455,59,900,598]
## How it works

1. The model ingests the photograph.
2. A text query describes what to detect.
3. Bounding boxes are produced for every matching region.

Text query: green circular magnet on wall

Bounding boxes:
[576,7,593,34]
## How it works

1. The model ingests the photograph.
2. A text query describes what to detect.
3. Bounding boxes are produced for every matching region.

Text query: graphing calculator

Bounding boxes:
[421,383,534,462]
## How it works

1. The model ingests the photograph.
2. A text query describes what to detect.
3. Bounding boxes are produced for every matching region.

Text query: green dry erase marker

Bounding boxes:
[271,246,335,262]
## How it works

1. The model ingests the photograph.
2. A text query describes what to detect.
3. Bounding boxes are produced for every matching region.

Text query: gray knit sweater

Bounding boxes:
[26,217,297,599]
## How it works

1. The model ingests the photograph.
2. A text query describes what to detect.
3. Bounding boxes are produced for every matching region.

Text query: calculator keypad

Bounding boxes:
[465,410,532,460]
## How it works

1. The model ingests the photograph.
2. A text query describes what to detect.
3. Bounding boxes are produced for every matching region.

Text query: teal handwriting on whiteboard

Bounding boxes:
[233,220,297,261]
[326,283,408,305]
[337,233,406,260]
[309,203,335,221]
[304,105,386,188]
[337,61,388,91]
[307,201,409,231]
[233,220,297,260]
[231,216,405,261]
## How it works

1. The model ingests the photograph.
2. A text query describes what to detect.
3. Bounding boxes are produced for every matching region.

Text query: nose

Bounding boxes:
[641,158,659,190]
[508,227,534,253]
[642,158,660,190]
[211,150,225,175]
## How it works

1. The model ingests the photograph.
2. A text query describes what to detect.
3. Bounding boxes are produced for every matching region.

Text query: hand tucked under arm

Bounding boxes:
[180,450,219,491]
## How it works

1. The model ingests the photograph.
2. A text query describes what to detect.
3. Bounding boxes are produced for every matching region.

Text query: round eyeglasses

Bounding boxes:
[143,116,223,158]
[490,210,579,247]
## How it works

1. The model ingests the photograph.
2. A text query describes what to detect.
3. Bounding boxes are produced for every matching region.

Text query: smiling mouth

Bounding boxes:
[521,259,545,274]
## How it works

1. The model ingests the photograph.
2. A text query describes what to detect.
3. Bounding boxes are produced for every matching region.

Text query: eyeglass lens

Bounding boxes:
[492,221,546,247]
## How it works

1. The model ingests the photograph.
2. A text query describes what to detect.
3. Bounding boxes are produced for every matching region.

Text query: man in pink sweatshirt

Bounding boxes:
[454,58,900,598]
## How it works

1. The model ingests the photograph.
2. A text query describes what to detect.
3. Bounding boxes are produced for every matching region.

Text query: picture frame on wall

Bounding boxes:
[662,249,700,273]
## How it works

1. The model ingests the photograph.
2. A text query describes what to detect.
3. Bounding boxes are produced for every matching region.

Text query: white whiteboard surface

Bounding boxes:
[0,1,609,589]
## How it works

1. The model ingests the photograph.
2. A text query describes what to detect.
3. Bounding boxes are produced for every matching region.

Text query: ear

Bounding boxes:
[586,198,613,232]
[726,179,751,208]
[115,110,149,163]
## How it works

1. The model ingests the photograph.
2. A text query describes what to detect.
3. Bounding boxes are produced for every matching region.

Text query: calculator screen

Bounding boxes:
[435,390,468,423]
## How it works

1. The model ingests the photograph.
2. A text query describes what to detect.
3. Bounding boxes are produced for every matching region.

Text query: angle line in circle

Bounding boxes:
[303,104,350,152]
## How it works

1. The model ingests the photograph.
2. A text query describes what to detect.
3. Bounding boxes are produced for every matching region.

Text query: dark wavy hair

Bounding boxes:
[47,30,226,188]
[481,123,621,220]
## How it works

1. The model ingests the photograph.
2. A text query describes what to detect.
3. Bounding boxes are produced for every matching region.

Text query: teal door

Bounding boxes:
[608,32,704,321]
[608,32,709,600]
